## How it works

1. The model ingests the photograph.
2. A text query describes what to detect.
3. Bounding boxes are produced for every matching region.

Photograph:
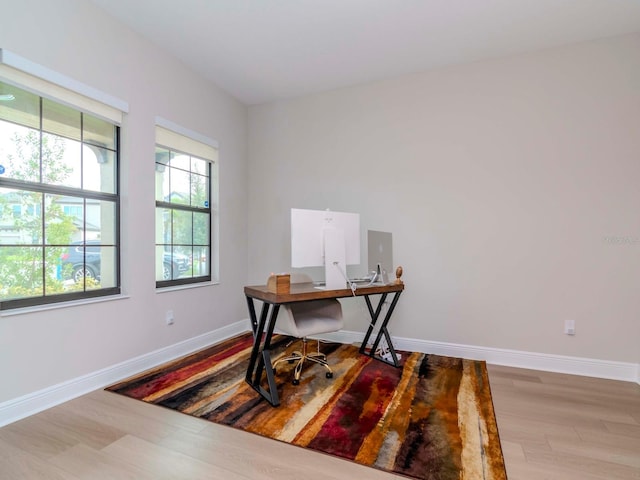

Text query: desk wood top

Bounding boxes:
[244,282,404,304]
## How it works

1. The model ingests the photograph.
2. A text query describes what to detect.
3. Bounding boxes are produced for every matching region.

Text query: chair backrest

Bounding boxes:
[278,298,344,338]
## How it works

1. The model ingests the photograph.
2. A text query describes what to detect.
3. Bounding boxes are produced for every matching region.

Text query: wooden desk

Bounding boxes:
[244,281,404,406]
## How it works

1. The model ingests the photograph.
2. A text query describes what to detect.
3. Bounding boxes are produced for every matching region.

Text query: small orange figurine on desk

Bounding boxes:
[395,266,403,285]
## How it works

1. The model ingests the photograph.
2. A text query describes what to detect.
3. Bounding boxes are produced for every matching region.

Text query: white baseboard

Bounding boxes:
[0,320,248,428]
[2,322,637,427]
[322,330,640,384]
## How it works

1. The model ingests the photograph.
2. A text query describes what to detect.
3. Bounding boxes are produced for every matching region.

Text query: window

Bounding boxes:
[155,123,218,288]
[0,79,121,309]
[63,205,83,218]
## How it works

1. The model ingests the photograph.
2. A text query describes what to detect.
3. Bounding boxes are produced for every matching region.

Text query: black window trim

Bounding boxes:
[155,148,213,289]
[0,111,121,311]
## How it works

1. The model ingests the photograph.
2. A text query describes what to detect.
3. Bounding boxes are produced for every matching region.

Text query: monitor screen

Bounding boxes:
[291,208,360,268]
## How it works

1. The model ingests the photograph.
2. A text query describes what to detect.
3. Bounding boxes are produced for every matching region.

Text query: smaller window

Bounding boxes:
[154,124,218,288]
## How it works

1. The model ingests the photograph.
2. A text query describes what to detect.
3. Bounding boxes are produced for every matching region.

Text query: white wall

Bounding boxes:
[0,0,248,403]
[248,34,640,365]
[1,2,637,414]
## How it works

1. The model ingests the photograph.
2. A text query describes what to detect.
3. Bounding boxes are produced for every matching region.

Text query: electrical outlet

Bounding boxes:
[166,310,174,325]
[564,319,575,335]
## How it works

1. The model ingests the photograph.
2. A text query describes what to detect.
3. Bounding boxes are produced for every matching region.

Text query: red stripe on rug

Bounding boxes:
[304,358,404,459]
[120,334,256,399]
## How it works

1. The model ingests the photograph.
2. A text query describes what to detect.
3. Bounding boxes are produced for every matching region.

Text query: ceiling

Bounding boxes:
[89,0,640,105]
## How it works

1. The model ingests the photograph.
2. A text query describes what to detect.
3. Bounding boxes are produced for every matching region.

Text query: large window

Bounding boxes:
[155,124,217,288]
[0,80,120,309]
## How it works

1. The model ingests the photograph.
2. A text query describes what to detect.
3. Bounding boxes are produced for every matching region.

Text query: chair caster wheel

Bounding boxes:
[292,378,300,385]
[326,372,333,379]
[288,359,295,364]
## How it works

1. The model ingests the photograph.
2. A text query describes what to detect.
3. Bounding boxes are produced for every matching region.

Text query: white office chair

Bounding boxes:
[273,275,344,385]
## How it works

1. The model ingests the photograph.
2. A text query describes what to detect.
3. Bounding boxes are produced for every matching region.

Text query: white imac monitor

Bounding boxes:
[291,208,360,289]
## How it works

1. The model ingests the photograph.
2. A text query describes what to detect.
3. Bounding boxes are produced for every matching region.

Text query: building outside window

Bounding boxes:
[0,78,120,310]
[155,124,218,288]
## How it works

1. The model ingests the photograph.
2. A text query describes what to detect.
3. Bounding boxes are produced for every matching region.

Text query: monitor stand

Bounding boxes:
[322,227,347,290]
[371,263,389,285]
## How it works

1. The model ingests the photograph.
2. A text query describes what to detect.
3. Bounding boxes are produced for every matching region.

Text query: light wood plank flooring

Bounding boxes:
[1,365,638,479]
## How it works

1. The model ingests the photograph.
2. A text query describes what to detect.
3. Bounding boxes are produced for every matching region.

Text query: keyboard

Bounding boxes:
[313,278,374,287]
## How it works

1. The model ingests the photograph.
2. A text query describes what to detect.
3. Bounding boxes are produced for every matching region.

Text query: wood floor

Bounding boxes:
[1,364,638,479]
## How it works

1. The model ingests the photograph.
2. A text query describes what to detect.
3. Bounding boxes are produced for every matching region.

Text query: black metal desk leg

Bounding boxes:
[246,296,259,336]
[244,299,281,407]
[253,304,279,401]
[245,299,269,383]
[359,291,402,367]
[359,293,388,355]
[370,291,402,367]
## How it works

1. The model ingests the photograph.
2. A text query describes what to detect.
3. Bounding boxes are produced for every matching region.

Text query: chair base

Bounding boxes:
[273,338,334,385]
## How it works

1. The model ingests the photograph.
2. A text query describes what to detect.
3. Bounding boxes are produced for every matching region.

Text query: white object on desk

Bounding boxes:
[323,227,347,290]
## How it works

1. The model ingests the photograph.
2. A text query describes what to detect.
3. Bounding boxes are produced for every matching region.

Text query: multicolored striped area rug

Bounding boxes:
[107,333,507,480]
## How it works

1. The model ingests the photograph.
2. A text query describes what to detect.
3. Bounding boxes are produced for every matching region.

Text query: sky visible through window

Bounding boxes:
[0,120,100,188]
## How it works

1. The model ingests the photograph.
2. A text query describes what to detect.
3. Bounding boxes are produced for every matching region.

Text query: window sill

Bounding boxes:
[0,294,131,317]
[156,280,219,294]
